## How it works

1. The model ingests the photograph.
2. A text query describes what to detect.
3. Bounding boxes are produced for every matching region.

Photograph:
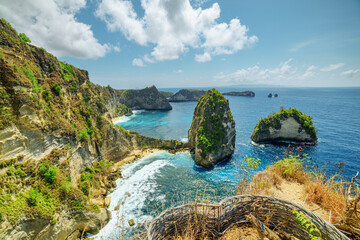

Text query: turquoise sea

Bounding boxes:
[94,87,360,239]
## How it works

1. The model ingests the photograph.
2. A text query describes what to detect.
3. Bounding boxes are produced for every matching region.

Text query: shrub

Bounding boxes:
[60,181,71,196]
[42,87,52,103]
[51,83,61,96]
[44,165,57,184]
[90,203,100,213]
[6,166,15,176]
[73,200,84,210]
[19,33,31,44]
[267,155,310,184]
[28,189,41,206]
[78,130,89,143]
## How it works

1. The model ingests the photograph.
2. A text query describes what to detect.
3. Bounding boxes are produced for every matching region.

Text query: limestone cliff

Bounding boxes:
[223,91,255,97]
[159,91,174,99]
[118,85,172,110]
[0,18,187,240]
[251,108,317,143]
[188,89,236,168]
[169,89,206,102]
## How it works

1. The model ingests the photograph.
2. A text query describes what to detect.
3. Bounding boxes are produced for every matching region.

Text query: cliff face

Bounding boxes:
[118,85,172,110]
[169,89,206,102]
[0,19,186,240]
[223,91,255,97]
[159,91,174,99]
[188,89,236,168]
[251,108,317,143]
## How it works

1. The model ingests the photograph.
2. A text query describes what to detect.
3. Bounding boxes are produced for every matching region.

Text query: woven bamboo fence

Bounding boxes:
[147,195,350,240]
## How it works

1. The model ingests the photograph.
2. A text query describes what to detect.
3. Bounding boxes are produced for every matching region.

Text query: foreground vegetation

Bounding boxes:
[166,153,359,240]
[0,147,119,225]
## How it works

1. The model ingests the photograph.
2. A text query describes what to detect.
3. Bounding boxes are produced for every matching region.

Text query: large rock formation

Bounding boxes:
[0,18,188,240]
[251,108,317,143]
[118,85,172,110]
[169,89,206,102]
[223,91,255,97]
[159,91,174,99]
[188,89,236,168]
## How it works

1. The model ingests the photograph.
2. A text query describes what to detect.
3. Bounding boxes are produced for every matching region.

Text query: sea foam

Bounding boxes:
[93,152,172,239]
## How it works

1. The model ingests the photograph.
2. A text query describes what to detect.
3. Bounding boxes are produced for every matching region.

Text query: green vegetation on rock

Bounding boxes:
[188,88,236,168]
[194,89,233,156]
[19,33,31,44]
[115,103,132,116]
[252,108,317,142]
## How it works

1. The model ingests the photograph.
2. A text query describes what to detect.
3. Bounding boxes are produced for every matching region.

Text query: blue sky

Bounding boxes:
[1,0,359,89]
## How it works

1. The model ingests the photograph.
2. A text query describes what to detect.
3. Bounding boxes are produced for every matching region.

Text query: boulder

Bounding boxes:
[169,89,207,102]
[251,108,317,143]
[188,89,236,168]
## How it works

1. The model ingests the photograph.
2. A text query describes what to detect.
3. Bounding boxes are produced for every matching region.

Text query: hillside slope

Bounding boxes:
[0,19,186,239]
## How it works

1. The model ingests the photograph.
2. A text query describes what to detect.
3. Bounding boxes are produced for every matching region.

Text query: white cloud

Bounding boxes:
[320,63,345,72]
[195,52,211,62]
[214,59,304,85]
[300,65,317,79]
[132,58,145,67]
[0,0,110,59]
[96,0,257,63]
[341,68,360,77]
[289,40,314,52]
[177,69,183,73]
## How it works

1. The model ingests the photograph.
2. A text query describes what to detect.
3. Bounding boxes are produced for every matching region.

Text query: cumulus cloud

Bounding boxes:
[195,52,211,62]
[0,0,110,59]
[214,59,302,85]
[96,0,257,63]
[341,68,360,77]
[320,63,345,72]
[132,58,145,67]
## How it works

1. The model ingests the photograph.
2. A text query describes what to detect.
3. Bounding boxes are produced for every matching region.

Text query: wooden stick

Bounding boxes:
[245,214,281,240]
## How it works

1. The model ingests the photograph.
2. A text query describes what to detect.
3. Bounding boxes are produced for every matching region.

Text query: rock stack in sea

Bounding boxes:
[251,108,317,143]
[223,91,255,97]
[188,89,236,168]
[169,89,207,102]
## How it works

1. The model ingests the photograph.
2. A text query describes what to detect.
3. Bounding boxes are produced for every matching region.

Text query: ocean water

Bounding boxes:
[94,87,360,239]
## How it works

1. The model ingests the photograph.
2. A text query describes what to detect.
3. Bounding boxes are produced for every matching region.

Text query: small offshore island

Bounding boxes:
[251,108,317,144]
[0,18,359,240]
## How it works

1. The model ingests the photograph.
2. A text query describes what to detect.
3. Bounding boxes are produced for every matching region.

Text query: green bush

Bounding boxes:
[19,33,31,44]
[6,166,15,176]
[78,130,89,143]
[0,158,15,169]
[60,181,71,196]
[73,200,84,210]
[44,165,57,184]
[42,87,52,103]
[51,83,61,96]
[28,189,41,206]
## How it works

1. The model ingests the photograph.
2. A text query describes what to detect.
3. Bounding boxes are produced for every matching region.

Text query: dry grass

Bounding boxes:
[147,155,359,240]
[304,177,347,218]
[247,170,283,195]
[219,225,262,240]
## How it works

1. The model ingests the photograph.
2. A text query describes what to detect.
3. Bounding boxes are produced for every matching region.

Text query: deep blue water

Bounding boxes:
[95,87,360,239]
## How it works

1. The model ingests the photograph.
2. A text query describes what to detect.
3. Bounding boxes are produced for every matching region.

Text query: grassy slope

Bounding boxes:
[0,18,184,229]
